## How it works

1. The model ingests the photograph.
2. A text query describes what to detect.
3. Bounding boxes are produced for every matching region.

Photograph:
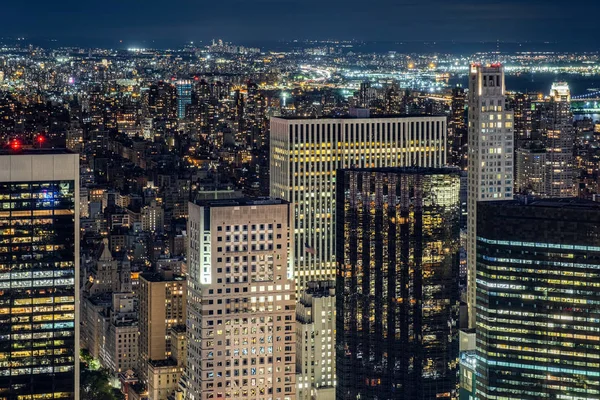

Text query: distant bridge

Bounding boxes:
[571,91,600,113]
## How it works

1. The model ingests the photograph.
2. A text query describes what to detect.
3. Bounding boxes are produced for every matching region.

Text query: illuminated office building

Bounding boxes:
[510,92,533,143]
[177,80,193,120]
[543,82,576,197]
[148,81,177,120]
[186,198,296,400]
[0,150,80,400]
[514,83,575,198]
[449,87,467,169]
[476,199,600,399]
[336,168,461,400]
[466,64,514,328]
[270,115,447,294]
[515,145,546,195]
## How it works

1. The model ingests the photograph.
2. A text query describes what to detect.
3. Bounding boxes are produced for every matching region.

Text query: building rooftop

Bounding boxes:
[113,319,138,328]
[484,197,600,211]
[272,114,445,121]
[140,270,185,282]
[148,358,179,368]
[193,197,289,208]
[170,324,186,334]
[0,148,75,156]
[86,292,113,306]
[303,280,335,298]
[339,166,461,175]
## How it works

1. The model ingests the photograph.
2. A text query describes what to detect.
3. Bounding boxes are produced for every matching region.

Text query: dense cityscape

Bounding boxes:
[1,26,600,400]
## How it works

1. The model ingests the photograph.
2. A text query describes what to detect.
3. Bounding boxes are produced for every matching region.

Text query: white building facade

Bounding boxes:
[467,64,514,327]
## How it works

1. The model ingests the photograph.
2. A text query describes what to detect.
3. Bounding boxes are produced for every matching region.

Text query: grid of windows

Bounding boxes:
[336,168,461,400]
[476,200,600,399]
[466,64,514,328]
[187,200,296,400]
[0,181,76,399]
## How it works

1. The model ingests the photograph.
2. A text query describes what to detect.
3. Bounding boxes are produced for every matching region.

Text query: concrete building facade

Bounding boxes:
[187,198,296,400]
[466,64,514,327]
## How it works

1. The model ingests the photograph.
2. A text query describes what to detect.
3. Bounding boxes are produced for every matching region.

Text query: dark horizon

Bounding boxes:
[3,0,600,51]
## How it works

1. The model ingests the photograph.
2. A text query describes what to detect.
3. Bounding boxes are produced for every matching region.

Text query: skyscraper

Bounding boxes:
[243,82,266,147]
[543,82,575,197]
[449,87,467,170]
[514,83,575,198]
[336,168,461,400]
[510,92,533,144]
[270,115,448,294]
[515,145,546,195]
[0,149,80,400]
[186,198,296,400]
[476,198,600,399]
[147,81,177,120]
[176,80,193,120]
[466,64,514,327]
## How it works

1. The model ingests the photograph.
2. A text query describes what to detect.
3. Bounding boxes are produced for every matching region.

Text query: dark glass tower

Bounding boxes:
[176,80,193,120]
[0,151,79,400]
[476,198,600,399]
[336,168,461,400]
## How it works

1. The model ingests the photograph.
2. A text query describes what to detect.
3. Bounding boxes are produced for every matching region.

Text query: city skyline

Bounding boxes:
[2,0,599,48]
[1,7,600,397]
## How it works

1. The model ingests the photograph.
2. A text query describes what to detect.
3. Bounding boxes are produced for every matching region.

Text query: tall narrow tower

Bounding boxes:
[544,82,575,197]
[176,80,193,120]
[467,64,514,328]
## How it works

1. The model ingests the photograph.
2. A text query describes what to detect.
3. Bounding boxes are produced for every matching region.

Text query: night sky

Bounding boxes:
[2,0,598,48]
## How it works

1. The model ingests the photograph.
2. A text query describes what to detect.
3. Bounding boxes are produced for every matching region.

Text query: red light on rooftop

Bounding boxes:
[10,139,21,150]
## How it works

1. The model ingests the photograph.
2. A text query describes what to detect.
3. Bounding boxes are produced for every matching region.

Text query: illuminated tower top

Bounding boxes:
[550,81,571,101]
[469,63,506,102]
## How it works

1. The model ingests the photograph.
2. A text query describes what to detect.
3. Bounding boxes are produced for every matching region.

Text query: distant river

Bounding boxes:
[449,72,600,96]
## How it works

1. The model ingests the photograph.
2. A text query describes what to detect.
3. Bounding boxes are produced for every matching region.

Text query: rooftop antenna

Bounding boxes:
[496,39,500,62]
[214,167,219,200]
[208,161,219,200]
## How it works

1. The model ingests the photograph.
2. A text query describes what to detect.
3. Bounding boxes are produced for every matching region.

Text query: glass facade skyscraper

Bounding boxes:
[176,80,193,120]
[0,150,79,400]
[476,198,600,399]
[336,168,461,400]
